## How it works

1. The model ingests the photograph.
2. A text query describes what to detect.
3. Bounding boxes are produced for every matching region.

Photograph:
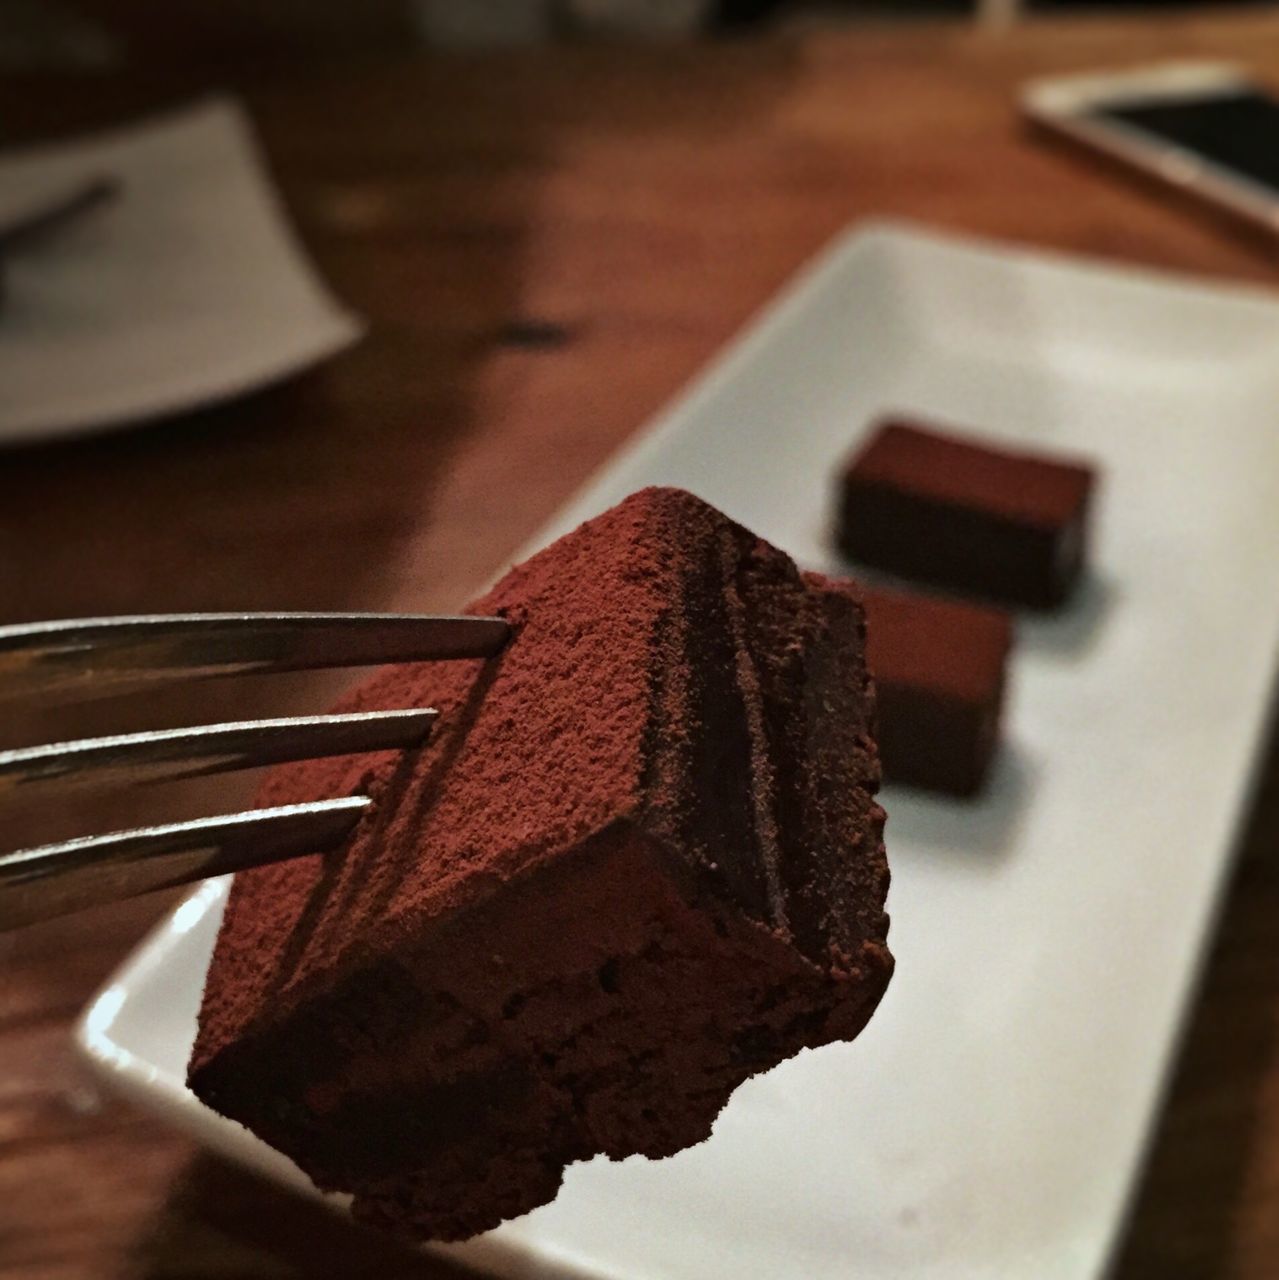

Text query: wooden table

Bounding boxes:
[3,12,1278,1278]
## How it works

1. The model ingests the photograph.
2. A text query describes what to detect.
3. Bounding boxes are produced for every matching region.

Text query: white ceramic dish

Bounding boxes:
[76,222,1279,1279]
[0,98,361,445]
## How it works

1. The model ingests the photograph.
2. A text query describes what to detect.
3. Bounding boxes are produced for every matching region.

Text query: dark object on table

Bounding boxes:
[188,486,892,1243]
[862,584,1012,797]
[494,316,573,348]
[837,419,1095,609]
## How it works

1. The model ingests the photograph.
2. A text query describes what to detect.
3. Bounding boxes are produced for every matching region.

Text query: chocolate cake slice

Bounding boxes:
[188,487,892,1242]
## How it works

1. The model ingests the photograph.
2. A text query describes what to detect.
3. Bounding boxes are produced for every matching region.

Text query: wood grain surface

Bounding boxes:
[2,12,1277,1278]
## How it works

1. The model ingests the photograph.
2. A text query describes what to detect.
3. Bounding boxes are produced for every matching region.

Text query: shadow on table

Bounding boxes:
[1111,713,1279,1278]
[1016,570,1117,661]
[126,1153,476,1280]
[881,740,1038,869]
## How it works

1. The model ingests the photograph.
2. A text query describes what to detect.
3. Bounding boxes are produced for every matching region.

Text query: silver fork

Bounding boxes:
[0,612,509,931]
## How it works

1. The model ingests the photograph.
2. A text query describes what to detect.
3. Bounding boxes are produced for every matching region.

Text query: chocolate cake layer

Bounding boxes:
[837,419,1095,608]
[862,584,1012,796]
[189,487,892,1242]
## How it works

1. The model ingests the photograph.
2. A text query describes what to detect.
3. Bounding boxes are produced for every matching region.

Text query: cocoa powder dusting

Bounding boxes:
[189,486,892,1243]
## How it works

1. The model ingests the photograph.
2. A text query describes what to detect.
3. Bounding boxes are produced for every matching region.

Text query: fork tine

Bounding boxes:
[0,708,436,796]
[0,797,370,931]
[0,612,510,702]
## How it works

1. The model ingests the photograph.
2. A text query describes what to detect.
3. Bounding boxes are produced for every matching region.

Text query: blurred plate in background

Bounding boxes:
[0,97,362,446]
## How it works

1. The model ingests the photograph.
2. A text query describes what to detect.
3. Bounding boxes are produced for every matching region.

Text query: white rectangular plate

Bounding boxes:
[0,97,362,445]
[76,222,1279,1280]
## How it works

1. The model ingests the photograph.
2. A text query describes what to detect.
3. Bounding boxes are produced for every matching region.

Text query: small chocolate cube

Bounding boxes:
[862,585,1012,797]
[837,419,1095,608]
[188,488,893,1243]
